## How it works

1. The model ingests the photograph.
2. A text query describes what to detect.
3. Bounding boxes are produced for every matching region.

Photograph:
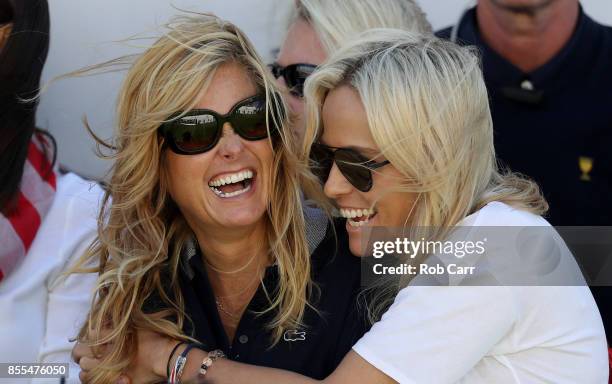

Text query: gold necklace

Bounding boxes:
[215,298,241,320]
[214,273,261,320]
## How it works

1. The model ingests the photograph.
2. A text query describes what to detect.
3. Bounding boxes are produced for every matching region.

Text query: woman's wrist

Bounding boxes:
[173,347,209,383]
[162,342,226,383]
[157,339,185,379]
[165,341,187,379]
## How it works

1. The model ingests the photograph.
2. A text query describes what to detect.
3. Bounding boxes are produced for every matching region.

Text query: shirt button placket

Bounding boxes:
[520,79,534,91]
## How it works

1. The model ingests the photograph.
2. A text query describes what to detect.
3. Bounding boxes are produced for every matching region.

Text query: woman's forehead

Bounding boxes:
[195,62,258,113]
[320,85,377,153]
[277,18,326,67]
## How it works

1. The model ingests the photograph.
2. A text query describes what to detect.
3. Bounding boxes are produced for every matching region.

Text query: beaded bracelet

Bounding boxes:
[198,349,226,378]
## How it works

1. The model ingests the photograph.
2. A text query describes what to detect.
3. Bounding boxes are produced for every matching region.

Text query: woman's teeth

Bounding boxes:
[211,184,252,198]
[208,170,253,187]
[208,170,254,198]
[339,208,376,227]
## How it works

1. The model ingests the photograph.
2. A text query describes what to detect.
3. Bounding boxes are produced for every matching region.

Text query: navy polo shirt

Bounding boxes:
[438,7,612,339]
[177,219,369,380]
[438,7,612,226]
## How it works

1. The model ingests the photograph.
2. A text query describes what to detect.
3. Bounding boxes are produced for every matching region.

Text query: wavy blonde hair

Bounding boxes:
[294,0,432,53]
[71,14,311,383]
[302,29,548,322]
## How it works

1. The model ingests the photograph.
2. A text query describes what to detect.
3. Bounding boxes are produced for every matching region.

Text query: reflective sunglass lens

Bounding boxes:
[286,66,314,97]
[234,99,268,139]
[161,94,282,154]
[310,144,334,184]
[269,64,281,79]
[335,150,373,192]
[172,115,218,153]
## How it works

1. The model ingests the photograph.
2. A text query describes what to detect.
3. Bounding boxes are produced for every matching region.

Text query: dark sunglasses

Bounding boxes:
[310,142,390,192]
[159,94,283,155]
[268,63,317,97]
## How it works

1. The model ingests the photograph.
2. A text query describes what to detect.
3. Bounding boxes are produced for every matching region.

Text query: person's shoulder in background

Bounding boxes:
[0,172,104,384]
[54,171,105,218]
[436,25,452,39]
[0,171,104,292]
[589,12,612,61]
[32,172,104,384]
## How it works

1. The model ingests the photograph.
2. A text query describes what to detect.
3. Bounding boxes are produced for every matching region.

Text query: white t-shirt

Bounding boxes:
[0,173,101,384]
[353,202,609,384]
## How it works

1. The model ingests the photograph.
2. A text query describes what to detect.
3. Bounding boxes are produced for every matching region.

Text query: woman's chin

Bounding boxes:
[220,214,264,229]
[348,234,368,257]
[207,198,268,228]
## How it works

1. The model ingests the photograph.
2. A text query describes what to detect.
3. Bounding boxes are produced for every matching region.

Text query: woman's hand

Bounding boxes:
[72,328,179,383]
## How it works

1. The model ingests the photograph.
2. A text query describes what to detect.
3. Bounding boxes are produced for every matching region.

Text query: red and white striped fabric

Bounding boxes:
[0,133,57,283]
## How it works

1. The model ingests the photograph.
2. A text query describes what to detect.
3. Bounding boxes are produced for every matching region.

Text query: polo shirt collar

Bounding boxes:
[180,237,198,280]
[181,228,332,284]
[458,5,596,92]
[185,242,280,307]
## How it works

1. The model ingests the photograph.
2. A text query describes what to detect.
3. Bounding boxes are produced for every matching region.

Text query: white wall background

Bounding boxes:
[37,0,612,180]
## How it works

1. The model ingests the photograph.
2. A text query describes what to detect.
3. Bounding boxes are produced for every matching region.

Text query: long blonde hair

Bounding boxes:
[71,14,311,383]
[302,29,548,321]
[295,0,432,53]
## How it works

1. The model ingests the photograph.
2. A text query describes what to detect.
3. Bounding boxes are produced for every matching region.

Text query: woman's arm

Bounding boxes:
[179,286,516,384]
[74,331,395,384]
[76,286,516,384]
[179,348,396,384]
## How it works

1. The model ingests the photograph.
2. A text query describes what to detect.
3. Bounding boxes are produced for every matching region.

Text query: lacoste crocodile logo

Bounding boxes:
[283,329,306,342]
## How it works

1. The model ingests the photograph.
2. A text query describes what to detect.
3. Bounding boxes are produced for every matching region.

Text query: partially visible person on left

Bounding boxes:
[0,1,101,382]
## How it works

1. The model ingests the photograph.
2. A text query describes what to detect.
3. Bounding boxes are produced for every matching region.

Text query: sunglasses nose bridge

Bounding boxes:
[323,161,354,199]
[217,123,245,155]
[272,72,290,95]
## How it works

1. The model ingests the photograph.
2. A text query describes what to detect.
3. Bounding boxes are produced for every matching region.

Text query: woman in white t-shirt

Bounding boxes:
[75,29,609,383]
[294,29,606,384]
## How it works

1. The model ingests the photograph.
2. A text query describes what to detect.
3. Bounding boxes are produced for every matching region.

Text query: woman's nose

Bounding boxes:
[217,124,245,159]
[323,163,353,199]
